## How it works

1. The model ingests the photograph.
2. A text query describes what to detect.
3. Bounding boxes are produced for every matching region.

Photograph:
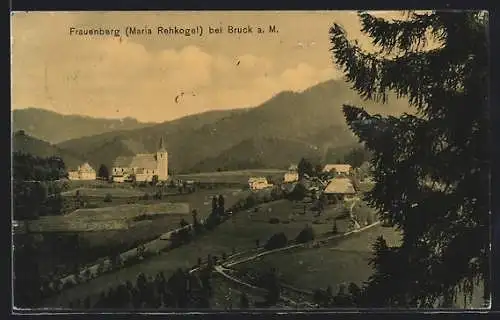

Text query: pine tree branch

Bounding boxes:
[358,11,441,54]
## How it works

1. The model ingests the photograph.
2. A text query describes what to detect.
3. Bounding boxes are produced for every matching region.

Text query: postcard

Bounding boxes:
[11,10,491,312]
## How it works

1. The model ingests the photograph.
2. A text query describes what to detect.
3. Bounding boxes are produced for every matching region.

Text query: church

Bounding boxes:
[111,137,169,183]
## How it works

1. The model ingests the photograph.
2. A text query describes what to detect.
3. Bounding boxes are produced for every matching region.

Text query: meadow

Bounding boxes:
[42,197,357,307]
[61,187,146,198]
[232,225,402,292]
[30,188,247,282]
[177,169,286,184]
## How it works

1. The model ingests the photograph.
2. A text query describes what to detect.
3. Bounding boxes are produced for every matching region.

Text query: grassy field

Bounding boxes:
[29,188,248,281]
[21,202,190,233]
[42,197,359,307]
[61,187,147,198]
[232,225,402,292]
[177,169,286,184]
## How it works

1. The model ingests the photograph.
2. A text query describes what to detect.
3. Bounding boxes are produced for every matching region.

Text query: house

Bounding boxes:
[283,171,299,183]
[323,177,357,201]
[111,137,169,183]
[248,177,271,190]
[112,175,125,183]
[68,162,97,181]
[322,164,353,175]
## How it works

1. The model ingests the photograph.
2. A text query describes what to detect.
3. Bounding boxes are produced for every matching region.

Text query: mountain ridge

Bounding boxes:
[14,79,410,173]
[12,108,156,144]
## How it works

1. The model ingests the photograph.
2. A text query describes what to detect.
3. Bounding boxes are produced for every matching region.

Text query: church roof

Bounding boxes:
[130,154,157,169]
[323,178,356,194]
[113,153,157,169]
[113,156,134,167]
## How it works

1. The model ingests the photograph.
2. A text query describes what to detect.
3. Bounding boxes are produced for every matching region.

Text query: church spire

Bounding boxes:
[158,136,166,152]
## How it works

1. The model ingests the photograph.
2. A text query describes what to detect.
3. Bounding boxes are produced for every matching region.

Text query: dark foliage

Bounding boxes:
[329,11,489,307]
[264,232,288,250]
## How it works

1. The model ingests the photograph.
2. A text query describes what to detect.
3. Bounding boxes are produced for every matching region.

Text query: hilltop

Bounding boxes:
[12,130,88,170]
[18,79,410,173]
[12,108,156,144]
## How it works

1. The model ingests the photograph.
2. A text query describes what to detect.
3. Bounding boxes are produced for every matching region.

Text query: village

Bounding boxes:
[65,136,373,232]
[12,131,385,310]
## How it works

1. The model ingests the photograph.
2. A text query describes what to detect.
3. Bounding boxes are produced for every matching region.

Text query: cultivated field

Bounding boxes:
[61,187,147,198]
[177,169,286,184]
[232,225,402,292]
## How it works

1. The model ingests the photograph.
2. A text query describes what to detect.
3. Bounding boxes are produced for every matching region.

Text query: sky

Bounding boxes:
[11,11,407,123]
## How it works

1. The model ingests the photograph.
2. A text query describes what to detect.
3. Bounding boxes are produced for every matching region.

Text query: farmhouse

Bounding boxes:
[111,137,169,183]
[323,177,357,201]
[322,164,353,175]
[68,162,97,181]
[283,171,299,183]
[248,177,272,190]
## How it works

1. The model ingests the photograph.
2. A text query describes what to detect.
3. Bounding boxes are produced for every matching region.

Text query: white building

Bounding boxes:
[112,137,169,183]
[68,162,97,181]
[248,177,272,190]
[283,172,299,183]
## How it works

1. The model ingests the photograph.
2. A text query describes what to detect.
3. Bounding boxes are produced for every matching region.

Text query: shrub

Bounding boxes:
[287,183,307,201]
[62,280,74,290]
[103,193,112,202]
[268,217,280,224]
[264,232,288,250]
[96,262,105,275]
[142,193,150,200]
[296,225,315,243]
[83,268,92,281]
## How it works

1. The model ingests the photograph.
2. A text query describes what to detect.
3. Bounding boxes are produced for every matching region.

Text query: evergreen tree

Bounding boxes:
[329,11,489,307]
[298,158,314,179]
[211,196,218,215]
[218,194,226,214]
[239,292,250,308]
[98,164,110,180]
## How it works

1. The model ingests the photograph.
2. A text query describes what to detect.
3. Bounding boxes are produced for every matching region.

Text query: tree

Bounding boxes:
[295,224,315,243]
[329,11,489,307]
[263,268,281,305]
[218,194,225,214]
[287,183,307,201]
[343,147,372,169]
[239,292,250,308]
[179,218,189,228]
[98,164,110,180]
[152,175,159,186]
[264,232,288,250]
[103,193,112,203]
[298,158,314,179]
[211,196,218,215]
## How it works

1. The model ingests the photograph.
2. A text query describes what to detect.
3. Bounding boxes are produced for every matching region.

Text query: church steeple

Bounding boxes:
[158,136,166,152]
[156,136,168,180]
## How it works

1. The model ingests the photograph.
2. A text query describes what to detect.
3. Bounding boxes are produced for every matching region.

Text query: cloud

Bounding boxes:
[11,12,350,122]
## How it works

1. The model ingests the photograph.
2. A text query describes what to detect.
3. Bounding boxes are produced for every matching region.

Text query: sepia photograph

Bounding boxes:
[11,10,490,311]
